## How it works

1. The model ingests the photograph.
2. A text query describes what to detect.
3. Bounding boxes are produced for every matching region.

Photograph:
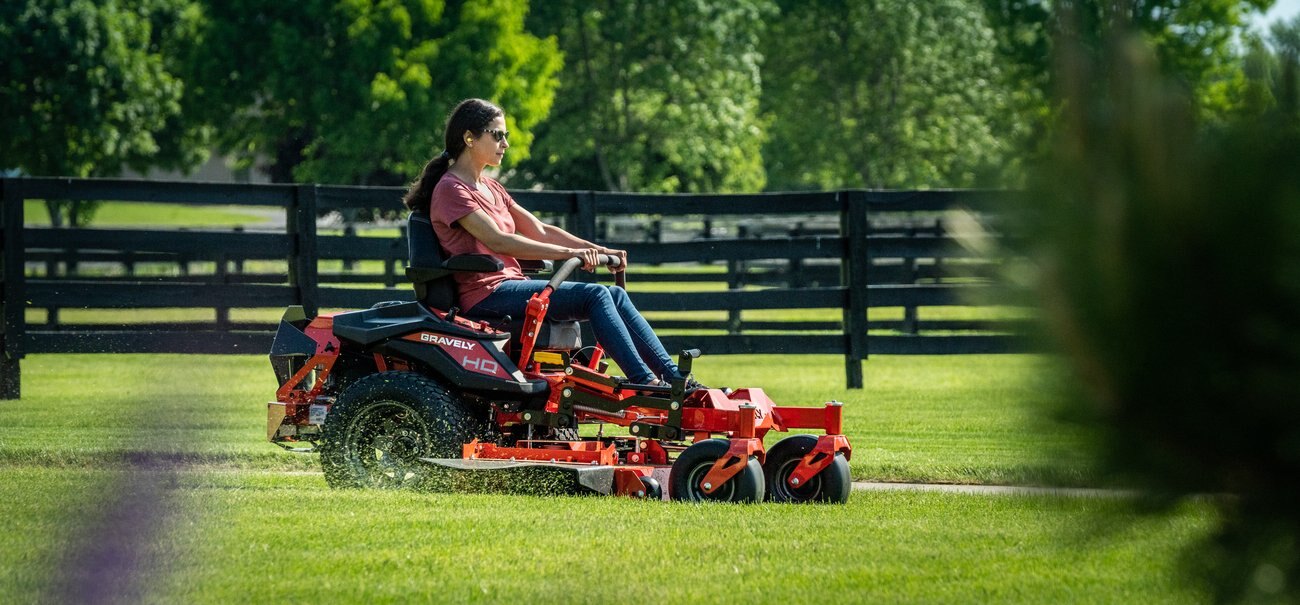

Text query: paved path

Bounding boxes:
[852,481,1131,498]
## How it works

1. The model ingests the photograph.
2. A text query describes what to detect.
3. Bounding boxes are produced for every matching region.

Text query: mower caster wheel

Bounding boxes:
[669,439,764,503]
[763,434,851,504]
[638,476,663,500]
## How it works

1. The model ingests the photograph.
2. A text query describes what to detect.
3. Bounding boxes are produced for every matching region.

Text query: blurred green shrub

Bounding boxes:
[1019,26,1300,603]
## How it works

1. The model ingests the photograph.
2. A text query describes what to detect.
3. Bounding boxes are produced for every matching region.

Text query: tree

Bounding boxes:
[1270,13,1300,111]
[0,0,208,226]
[182,0,561,185]
[1221,13,1300,124]
[980,0,1275,127]
[1020,28,1300,603]
[1230,15,1300,124]
[515,0,772,193]
[760,0,1015,190]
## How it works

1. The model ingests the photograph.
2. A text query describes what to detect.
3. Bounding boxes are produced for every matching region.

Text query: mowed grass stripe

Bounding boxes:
[0,354,1209,604]
[0,468,1204,604]
[0,354,1086,484]
[0,468,1214,604]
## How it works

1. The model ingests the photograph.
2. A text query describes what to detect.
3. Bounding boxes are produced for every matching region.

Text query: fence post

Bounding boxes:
[232,226,246,275]
[215,252,230,326]
[0,179,25,399]
[571,191,596,242]
[903,223,918,334]
[289,185,320,317]
[727,224,749,335]
[789,221,805,289]
[341,208,357,271]
[840,191,869,389]
[571,192,599,343]
[386,225,405,288]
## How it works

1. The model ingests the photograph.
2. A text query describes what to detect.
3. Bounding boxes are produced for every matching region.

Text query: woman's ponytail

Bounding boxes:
[402,151,451,212]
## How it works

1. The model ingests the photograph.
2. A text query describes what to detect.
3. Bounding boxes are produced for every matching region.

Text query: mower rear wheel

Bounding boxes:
[668,439,764,503]
[763,434,851,504]
[320,371,484,489]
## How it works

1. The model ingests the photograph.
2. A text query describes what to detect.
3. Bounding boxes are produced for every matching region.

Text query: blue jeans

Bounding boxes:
[470,280,679,384]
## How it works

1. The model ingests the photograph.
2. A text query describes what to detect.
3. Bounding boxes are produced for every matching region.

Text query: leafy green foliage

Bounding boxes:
[761,0,1015,190]
[182,0,561,185]
[981,0,1274,129]
[0,0,207,177]
[515,0,772,193]
[1020,29,1300,603]
[0,0,209,226]
[1265,13,1300,113]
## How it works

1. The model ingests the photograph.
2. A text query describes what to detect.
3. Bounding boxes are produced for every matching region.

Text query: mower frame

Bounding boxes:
[267,250,853,503]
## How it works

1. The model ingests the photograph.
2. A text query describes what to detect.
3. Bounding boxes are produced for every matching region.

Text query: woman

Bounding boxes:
[402,98,691,387]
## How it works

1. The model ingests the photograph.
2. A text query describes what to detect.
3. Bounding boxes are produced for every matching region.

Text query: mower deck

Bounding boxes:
[419,457,670,498]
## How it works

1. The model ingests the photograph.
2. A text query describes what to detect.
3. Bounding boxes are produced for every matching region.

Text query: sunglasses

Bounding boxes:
[483,128,509,142]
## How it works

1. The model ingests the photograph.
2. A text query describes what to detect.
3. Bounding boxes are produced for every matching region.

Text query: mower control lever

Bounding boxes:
[545,254,624,291]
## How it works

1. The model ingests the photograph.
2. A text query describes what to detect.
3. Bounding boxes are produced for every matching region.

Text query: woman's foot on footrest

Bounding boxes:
[683,375,712,392]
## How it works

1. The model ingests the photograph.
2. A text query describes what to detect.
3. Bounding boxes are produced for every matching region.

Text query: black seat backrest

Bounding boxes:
[407,211,458,310]
[407,213,581,352]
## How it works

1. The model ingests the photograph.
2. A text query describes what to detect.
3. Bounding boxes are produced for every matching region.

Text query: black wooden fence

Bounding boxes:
[0,177,1027,398]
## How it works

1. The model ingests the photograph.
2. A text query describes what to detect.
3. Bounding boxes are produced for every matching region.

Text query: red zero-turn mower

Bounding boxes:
[265,212,852,503]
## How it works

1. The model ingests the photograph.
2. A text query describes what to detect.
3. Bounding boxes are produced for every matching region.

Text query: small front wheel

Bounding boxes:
[763,434,851,504]
[639,476,663,500]
[669,439,764,503]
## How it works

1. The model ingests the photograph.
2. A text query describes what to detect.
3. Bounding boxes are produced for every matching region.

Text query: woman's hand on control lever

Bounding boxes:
[598,247,627,273]
[573,247,602,271]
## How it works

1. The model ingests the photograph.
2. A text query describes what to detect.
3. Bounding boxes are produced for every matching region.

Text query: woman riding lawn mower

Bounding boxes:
[263,99,852,503]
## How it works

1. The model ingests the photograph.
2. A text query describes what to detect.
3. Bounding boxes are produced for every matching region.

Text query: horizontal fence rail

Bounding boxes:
[0,177,1028,398]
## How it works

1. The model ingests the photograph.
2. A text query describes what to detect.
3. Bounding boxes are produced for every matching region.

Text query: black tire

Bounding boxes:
[319,371,485,489]
[763,434,851,504]
[668,439,765,503]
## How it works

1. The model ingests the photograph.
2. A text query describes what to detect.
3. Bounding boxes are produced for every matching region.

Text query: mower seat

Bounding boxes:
[406,212,582,351]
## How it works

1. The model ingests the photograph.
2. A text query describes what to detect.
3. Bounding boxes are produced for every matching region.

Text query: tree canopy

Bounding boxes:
[1,0,1284,194]
[182,0,562,185]
[515,0,771,193]
[0,0,207,178]
[981,0,1275,124]
[761,0,1014,190]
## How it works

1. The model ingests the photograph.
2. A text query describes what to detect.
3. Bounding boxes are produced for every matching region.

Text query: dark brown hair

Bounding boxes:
[402,98,504,211]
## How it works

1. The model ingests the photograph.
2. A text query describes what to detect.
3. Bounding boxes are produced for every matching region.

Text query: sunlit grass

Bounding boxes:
[0,353,1211,604]
[22,200,275,227]
[158,477,1208,604]
[0,466,1214,604]
[0,353,1085,485]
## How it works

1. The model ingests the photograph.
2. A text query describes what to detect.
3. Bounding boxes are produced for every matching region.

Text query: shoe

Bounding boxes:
[682,375,710,392]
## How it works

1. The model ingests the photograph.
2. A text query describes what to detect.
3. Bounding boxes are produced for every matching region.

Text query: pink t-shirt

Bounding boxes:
[429,173,526,311]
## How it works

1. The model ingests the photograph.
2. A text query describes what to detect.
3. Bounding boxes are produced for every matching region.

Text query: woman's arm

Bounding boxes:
[510,204,595,249]
[457,209,602,268]
[510,204,627,271]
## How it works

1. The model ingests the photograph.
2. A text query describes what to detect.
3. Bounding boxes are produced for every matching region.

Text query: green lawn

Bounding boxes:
[23,200,276,227]
[0,354,1084,484]
[0,353,1210,603]
[0,468,1213,604]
